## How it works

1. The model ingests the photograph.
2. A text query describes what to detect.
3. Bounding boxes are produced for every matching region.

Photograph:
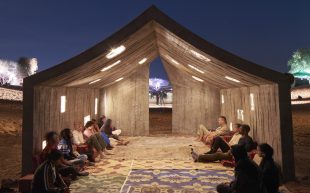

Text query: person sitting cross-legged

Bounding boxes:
[191,124,255,163]
[197,116,230,144]
[216,145,265,193]
[257,143,280,193]
[32,149,69,193]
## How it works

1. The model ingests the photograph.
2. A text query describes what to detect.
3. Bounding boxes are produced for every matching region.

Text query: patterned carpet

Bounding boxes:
[120,169,234,193]
[70,159,234,193]
[69,137,238,193]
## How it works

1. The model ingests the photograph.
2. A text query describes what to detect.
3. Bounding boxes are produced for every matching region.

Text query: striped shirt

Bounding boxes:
[32,160,67,193]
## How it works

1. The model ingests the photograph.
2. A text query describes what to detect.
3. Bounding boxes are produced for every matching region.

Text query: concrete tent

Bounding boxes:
[22,6,294,180]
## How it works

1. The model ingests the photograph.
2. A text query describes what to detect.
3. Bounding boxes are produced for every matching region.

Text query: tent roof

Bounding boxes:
[25,6,289,89]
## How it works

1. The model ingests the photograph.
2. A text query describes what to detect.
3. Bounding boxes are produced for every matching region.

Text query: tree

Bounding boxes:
[288,49,310,79]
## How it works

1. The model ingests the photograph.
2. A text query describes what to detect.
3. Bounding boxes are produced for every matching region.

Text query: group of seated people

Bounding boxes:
[32,115,129,193]
[193,116,280,193]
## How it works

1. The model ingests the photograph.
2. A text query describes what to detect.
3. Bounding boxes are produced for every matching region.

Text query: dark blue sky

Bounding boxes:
[0,1,309,79]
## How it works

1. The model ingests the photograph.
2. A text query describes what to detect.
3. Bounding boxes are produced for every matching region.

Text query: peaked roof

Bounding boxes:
[24,6,289,89]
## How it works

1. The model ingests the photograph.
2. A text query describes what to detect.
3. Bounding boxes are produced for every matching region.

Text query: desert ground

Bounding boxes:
[0,102,309,192]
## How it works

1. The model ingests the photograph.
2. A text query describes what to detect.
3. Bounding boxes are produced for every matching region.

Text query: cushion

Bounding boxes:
[19,174,33,193]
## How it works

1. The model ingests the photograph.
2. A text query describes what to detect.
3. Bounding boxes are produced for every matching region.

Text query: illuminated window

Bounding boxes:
[188,64,204,74]
[192,76,204,82]
[84,115,91,126]
[106,45,126,59]
[221,95,225,104]
[89,79,101,85]
[225,76,240,83]
[101,60,121,72]
[115,77,124,82]
[250,93,255,111]
[230,122,233,131]
[60,96,66,113]
[95,98,98,115]
[42,140,47,150]
[138,58,147,64]
[237,109,244,121]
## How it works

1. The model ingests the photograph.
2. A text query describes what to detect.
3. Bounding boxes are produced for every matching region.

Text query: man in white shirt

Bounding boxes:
[197,116,230,144]
[72,122,85,145]
[205,123,242,154]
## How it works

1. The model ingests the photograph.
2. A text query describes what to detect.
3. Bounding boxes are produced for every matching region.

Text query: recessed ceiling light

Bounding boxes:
[101,60,121,72]
[192,76,204,82]
[190,50,211,62]
[225,76,240,83]
[188,64,204,74]
[106,45,126,59]
[138,58,147,64]
[89,79,101,84]
[115,77,124,82]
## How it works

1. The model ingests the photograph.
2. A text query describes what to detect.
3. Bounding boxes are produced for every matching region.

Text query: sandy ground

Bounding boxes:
[0,102,310,192]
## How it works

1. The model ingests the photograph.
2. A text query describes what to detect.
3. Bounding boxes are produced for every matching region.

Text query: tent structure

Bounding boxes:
[22,6,294,180]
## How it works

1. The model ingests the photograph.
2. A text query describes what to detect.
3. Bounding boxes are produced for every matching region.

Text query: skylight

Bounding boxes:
[225,76,240,83]
[106,45,126,59]
[188,64,204,74]
[101,60,121,72]
[192,76,204,82]
[89,79,101,84]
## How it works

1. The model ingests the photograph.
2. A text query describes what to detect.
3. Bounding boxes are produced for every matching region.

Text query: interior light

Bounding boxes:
[165,55,180,65]
[95,98,98,115]
[60,96,66,113]
[106,45,126,59]
[115,77,124,82]
[250,93,255,111]
[221,95,225,104]
[225,76,240,83]
[237,109,244,121]
[89,79,101,84]
[84,115,91,126]
[230,122,233,131]
[192,76,204,82]
[138,58,147,64]
[42,140,47,149]
[101,60,121,72]
[190,50,211,62]
[188,64,204,74]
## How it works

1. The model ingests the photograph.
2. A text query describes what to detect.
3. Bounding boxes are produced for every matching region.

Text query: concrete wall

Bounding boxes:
[102,64,149,136]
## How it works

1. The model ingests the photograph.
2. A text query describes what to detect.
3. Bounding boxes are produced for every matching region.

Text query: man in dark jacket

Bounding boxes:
[258,143,280,193]
[32,149,69,193]
[216,145,265,193]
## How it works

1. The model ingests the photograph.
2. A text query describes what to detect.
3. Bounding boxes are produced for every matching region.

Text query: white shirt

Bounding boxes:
[72,130,85,145]
[228,133,242,146]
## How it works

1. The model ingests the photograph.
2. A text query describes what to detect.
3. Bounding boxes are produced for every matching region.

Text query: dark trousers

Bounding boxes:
[197,151,232,162]
[211,136,230,153]
[58,165,78,180]
[217,183,233,193]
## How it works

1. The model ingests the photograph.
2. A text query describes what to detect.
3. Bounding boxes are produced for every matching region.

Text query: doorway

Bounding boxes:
[148,58,172,134]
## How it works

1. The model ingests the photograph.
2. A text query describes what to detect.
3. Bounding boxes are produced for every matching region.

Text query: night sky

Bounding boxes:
[0,1,309,80]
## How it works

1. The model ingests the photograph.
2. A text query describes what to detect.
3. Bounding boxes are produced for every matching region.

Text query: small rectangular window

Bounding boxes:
[237,109,244,121]
[95,98,98,115]
[84,115,90,126]
[60,96,66,113]
[42,140,47,150]
[250,93,255,111]
[221,95,224,104]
